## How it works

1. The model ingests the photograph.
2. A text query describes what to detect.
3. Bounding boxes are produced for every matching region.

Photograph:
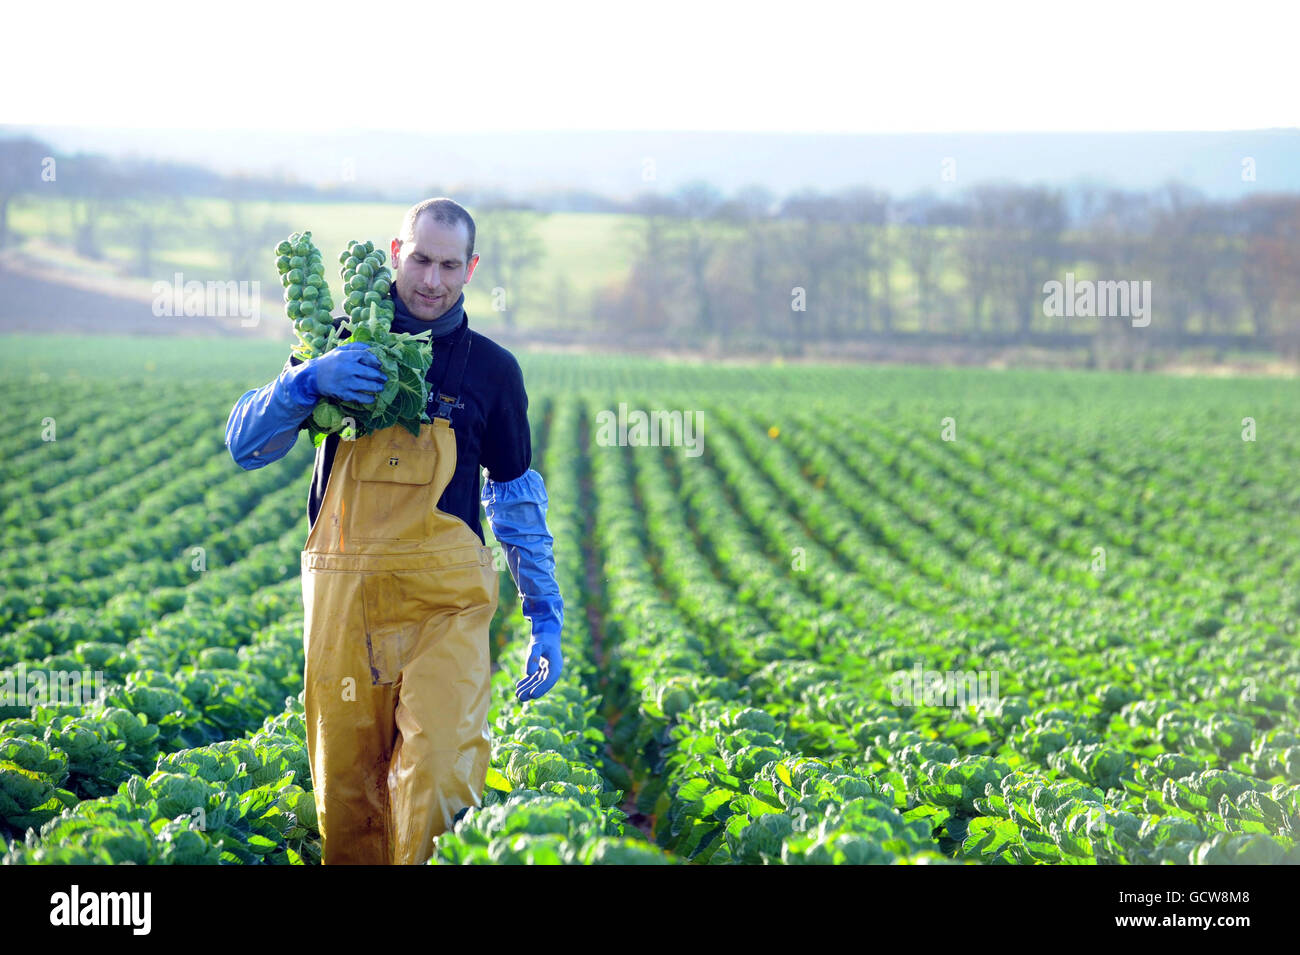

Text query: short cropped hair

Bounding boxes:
[399,198,476,263]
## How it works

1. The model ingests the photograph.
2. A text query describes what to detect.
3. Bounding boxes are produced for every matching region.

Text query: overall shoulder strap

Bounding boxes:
[432,328,474,420]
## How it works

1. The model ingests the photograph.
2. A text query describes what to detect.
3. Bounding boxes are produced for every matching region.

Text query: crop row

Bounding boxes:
[594,396,1300,863]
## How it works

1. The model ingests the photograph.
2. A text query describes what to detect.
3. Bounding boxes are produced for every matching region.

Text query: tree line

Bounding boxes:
[594,181,1300,361]
[4,135,1298,362]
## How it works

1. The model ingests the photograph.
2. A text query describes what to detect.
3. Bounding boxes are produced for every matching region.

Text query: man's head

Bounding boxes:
[390,198,480,321]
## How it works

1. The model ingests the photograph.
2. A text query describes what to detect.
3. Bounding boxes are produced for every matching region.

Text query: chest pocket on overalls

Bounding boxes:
[349,444,439,542]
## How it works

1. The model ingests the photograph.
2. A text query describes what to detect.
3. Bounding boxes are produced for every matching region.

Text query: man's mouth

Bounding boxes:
[417,292,442,303]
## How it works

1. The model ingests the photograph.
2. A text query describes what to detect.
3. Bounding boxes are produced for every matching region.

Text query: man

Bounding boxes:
[224,198,563,865]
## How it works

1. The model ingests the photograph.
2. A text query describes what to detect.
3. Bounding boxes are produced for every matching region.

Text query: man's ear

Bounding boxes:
[390,238,401,268]
[466,253,480,282]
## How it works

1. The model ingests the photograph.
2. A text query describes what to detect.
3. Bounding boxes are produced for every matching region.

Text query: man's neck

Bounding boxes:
[391,288,466,339]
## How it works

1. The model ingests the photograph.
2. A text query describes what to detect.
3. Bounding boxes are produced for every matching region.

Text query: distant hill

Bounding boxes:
[5,126,1297,201]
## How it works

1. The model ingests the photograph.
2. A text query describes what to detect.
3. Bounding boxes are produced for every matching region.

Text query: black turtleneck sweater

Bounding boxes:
[283,287,531,544]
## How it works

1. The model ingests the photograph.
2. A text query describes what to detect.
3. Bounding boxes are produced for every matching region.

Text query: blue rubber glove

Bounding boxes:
[307,341,387,403]
[481,469,564,702]
[225,343,386,470]
[225,359,318,470]
[516,626,562,703]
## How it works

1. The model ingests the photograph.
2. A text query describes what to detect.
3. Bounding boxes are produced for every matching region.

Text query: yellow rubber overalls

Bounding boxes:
[299,329,499,865]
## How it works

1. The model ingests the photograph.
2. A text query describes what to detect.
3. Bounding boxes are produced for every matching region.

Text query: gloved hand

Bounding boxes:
[516,625,562,702]
[481,469,565,703]
[303,341,387,404]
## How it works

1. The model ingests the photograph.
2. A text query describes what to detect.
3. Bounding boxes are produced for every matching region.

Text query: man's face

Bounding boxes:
[390,214,479,321]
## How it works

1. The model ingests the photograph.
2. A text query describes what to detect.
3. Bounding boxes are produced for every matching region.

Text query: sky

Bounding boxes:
[5,0,1296,134]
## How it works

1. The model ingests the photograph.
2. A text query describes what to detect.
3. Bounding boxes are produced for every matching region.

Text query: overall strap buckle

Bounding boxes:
[433,392,458,420]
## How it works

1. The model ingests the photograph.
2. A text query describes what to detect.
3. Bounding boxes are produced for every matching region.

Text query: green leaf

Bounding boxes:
[700,788,733,818]
[676,777,709,802]
[963,816,1020,860]
[246,834,279,853]
[903,803,951,831]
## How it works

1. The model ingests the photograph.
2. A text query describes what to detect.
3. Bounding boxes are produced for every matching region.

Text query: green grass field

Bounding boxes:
[6,198,641,331]
[2,335,1298,864]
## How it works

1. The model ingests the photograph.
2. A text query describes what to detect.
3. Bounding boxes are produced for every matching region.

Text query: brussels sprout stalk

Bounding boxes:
[275,231,436,444]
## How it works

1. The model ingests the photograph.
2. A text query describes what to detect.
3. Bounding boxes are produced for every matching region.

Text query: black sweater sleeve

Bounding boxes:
[480,352,531,483]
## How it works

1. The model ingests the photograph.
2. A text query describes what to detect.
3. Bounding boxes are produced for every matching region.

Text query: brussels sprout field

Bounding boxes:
[2,339,1298,865]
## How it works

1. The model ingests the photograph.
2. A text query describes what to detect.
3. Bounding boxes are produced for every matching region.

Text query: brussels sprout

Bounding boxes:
[349,306,364,322]
[276,240,292,256]
[373,279,390,296]
[313,402,343,430]
[286,301,301,320]
[276,254,291,272]
[289,255,306,269]
[660,685,693,717]
[286,268,304,285]
[306,274,324,288]
[357,261,374,279]
[302,285,319,300]
[364,240,374,253]
[348,274,367,292]
[285,283,303,300]
[363,290,382,306]
[298,300,317,317]
[346,291,364,309]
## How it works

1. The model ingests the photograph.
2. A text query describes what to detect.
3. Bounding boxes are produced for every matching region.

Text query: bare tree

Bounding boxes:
[777,190,843,345]
[0,137,53,250]
[612,192,683,335]
[1232,195,1300,338]
[110,164,192,278]
[897,197,942,333]
[476,204,548,329]
[671,180,725,340]
[962,185,1014,334]
[61,153,122,261]
[1014,187,1066,336]
[718,184,774,223]
[717,185,777,342]
[837,187,888,335]
[1148,183,1212,343]
[208,197,290,282]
